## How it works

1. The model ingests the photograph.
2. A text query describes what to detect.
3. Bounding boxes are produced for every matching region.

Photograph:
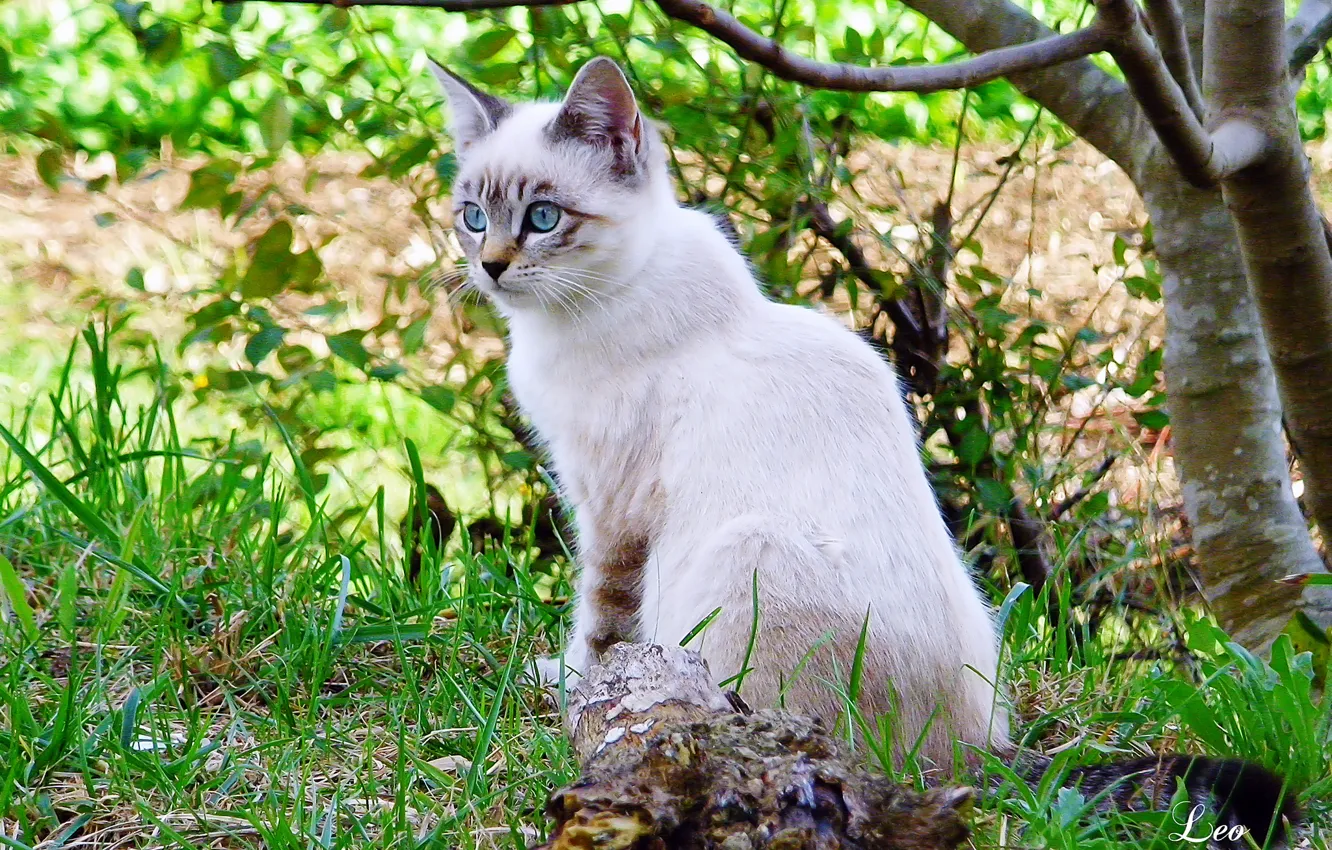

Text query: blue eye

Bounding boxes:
[461,203,487,232]
[525,202,561,233]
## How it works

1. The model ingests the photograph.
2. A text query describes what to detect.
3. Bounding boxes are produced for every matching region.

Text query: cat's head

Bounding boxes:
[431,57,670,315]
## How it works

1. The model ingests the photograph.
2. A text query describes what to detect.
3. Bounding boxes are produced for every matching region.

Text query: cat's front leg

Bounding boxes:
[535,524,648,689]
[577,527,649,657]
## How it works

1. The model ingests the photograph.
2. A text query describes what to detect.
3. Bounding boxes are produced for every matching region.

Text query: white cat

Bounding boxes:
[419,57,1305,847]
[430,55,1008,768]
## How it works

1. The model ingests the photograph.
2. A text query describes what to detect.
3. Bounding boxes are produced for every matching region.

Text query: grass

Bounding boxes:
[0,319,574,848]
[0,316,1327,850]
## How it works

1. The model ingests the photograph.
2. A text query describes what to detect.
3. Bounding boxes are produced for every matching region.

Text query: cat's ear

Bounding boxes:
[428,59,512,157]
[549,57,647,177]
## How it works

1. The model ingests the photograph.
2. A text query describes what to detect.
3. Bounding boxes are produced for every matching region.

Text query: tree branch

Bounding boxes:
[1097,0,1265,187]
[239,0,1263,187]
[241,0,1113,93]
[651,0,1112,93]
[1288,0,1332,75]
[1142,0,1205,118]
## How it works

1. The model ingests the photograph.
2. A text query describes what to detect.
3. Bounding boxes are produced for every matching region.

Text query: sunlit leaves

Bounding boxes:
[240,220,323,300]
[327,331,370,370]
[466,27,517,63]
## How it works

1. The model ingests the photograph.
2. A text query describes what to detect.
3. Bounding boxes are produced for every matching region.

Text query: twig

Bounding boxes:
[802,200,923,340]
[238,0,1267,192]
[1050,453,1119,521]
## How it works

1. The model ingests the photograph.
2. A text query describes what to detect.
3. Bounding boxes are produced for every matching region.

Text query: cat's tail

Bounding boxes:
[1011,750,1301,849]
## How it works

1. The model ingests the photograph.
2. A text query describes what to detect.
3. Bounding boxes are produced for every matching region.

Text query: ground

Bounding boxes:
[0,140,1325,849]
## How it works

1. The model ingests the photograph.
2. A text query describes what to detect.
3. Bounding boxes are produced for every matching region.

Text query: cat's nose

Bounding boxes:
[481,260,510,281]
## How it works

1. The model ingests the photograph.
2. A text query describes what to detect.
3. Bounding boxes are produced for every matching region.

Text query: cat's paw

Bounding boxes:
[529,655,583,693]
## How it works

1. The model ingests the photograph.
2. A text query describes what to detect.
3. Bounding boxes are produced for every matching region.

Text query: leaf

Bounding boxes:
[37,148,62,190]
[974,478,1014,513]
[434,153,458,185]
[956,422,990,468]
[1060,374,1095,391]
[126,268,145,291]
[344,622,431,644]
[0,554,38,643]
[119,688,142,749]
[500,450,535,471]
[206,43,248,85]
[844,26,863,57]
[287,249,323,292]
[1133,409,1170,431]
[327,331,369,369]
[306,370,337,393]
[401,318,429,355]
[180,161,240,211]
[368,363,406,381]
[1124,274,1162,301]
[113,0,145,31]
[245,327,285,365]
[260,94,292,152]
[466,28,516,62]
[240,220,294,299]
[201,368,269,391]
[419,385,455,413]
[141,22,182,63]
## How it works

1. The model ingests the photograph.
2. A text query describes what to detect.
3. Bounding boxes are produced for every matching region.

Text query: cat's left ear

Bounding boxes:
[428,59,512,158]
[548,57,648,178]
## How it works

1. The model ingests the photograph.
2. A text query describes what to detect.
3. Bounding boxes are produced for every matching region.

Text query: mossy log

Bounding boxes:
[535,643,974,850]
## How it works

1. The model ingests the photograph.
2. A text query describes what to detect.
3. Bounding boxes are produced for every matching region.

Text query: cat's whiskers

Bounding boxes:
[545,265,629,288]
[544,272,623,314]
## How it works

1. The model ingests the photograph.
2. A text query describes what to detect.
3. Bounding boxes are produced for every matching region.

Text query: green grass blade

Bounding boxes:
[0,554,38,643]
[0,420,121,548]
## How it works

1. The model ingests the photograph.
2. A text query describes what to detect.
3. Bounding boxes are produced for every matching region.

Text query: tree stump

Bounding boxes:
[535,643,974,850]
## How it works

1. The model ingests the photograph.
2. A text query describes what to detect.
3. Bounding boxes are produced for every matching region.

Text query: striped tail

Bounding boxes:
[1012,751,1301,849]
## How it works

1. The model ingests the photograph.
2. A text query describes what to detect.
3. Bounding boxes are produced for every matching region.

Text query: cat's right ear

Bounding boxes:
[428,60,512,158]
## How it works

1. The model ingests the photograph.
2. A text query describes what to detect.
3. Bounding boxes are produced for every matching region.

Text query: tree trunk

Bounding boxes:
[899,0,1332,645]
[1135,152,1327,648]
[537,643,974,850]
[1203,0,1332,549]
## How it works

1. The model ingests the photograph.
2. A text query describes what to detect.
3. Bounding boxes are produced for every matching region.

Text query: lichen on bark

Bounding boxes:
[536,644,973,850]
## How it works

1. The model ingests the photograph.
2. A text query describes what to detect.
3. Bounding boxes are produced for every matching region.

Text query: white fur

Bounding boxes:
[436,59,1008,768]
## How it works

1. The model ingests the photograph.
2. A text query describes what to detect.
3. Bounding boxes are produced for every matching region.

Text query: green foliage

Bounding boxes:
[0,325,1324,847]
[2,1,1330,845]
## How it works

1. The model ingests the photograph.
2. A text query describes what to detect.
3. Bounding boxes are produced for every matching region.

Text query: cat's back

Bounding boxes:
[677,297,913,437]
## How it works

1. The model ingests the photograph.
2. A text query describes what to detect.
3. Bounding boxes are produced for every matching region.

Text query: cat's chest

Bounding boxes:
[507,348,667,506]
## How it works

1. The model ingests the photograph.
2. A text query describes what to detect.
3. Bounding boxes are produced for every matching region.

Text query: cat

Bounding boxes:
[427,56,1299,847]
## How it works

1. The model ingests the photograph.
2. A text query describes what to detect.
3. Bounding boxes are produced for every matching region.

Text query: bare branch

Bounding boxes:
[1288,0,1332,75]
[651,0,1111,92]
[240,0,1263,188]
[238,0,1112,93]
[1142,0,1205,118]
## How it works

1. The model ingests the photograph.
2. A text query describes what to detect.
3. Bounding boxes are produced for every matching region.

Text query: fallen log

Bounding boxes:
[535,643,974,850]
